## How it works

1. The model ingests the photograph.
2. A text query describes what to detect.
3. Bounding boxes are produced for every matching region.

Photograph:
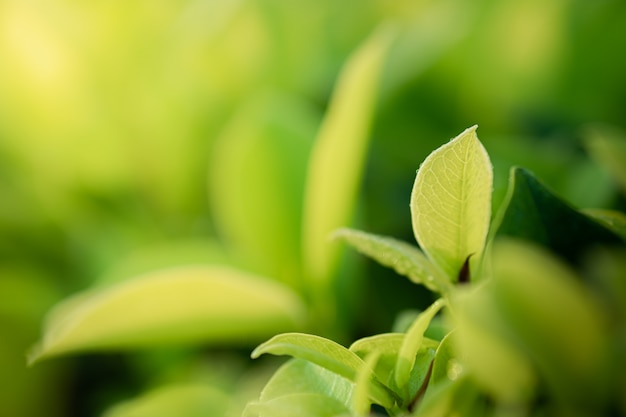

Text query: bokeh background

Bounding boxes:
[1,0,626,416]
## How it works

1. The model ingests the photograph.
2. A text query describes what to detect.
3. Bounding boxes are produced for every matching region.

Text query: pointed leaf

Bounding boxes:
[251,332,396,408]
[493,167,623,267]
[395,298,446,389]
[29,266,306,363]
[410,126,493,281]
[302,25,393,287]
[334,228,452,294]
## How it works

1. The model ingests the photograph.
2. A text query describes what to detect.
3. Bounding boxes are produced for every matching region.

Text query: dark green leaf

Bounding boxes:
[493,167,623,266]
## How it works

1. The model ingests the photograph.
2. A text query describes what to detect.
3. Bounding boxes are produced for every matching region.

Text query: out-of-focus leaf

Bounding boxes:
[352,352,380,416]
[251,332,396,408]
[395,299,445,389]
[585,126,626,193]
[493,167,623,266]
[302,25,393,288]
[97,239,236,285]
[581,209,626,241]
[334,228,452,294]
[452,284,536,403]
[209,92,318,287]
[29,266,306,363]
[101,384,231,417]
[492,239,610,407]
[410,126,493,281]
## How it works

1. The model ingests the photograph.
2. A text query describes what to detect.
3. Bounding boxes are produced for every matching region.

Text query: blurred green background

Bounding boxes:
[1,0,626,416]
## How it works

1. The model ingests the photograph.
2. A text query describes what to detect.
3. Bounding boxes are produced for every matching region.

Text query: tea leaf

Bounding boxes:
[493,167,623,266]
[29,266,306,363]
[302,25,393,287]
[352,352,380,416]
[259,359,354,408]
[350,333,405,357]
[334,228,452,294]
[395,298,446,389]
[251,332,396,408]
[245,393,349,417]
[410,126,493,281]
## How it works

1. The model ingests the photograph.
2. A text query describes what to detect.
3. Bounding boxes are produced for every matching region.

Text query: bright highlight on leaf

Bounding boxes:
[410,125,493,281]
[395,298,446,389]
[29,266,306,364]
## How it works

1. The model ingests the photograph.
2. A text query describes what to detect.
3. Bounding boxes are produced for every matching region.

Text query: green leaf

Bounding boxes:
[410,125,493,281]
[493,167,623,266]
[585,126,626,193]
[29,266,306,363]
[209,92,318,287]
[258,359,354,409]
[245,393,349,417]
[334,228,452,294]
[428,332,457,387]
[395,299,446,389]
[302,25,393,288]
[581,208,626,241]
[491,239,610,406]
[352,352,380,416]
[350,333,438,406]
[251,332,397,408]
[452,284,536,403]
[101,384,231,417]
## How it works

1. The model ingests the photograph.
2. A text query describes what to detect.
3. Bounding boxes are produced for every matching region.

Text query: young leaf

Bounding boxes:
[251,332,397,408]
[101,384,231,417]
[258,359,354,407]
[350,333,405,357]
[302,25,393,288]
[29,266,306,363]
[352,352,380,416]
[245,393,349,417]
[410,125,493,281]
[395,298,446,389]
[334,228,452,294]
[493,167,623,266]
